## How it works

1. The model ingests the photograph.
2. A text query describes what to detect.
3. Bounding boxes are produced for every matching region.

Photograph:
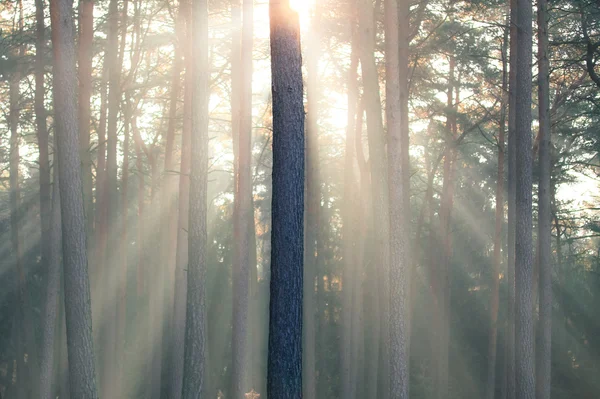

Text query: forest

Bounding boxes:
[0,0,599,398]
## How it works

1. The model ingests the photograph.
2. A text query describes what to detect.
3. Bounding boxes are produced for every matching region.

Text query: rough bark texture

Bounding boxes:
[514,0,535,396]
[182,0,209,396]
[231,0,254,394]
[49,0,99,396]
[505,0,518,396]
[386,0,410,397]
[536,0,552,397]
[40,160,62,399]
[486,17,508,399]
[267,2,305,398]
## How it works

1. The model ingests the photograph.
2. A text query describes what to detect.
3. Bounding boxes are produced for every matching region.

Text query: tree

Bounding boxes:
[486,13,508,399]
[182,0,209,396]
[536,0,552,397]
[231,0,255,394]
[385,0,410,397]
[514,0,535,395]
[49,0,99,396]
[267,1,305,398]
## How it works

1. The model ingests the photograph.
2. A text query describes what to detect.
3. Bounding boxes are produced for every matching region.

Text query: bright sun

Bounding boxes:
[289,0,314,28]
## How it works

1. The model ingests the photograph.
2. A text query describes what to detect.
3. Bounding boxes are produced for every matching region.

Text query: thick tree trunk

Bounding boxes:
[486,18,508,399]
[386,0,410,397]
[78,0,94,244]
[514,0,535,395]
[49,0,99,396]
[535,0,552,397]
[181,0,209,396]
[267,2,305,398]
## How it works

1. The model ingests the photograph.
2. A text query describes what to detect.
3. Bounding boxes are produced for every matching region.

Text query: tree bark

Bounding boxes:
[514,0,535,395]
[386,0,411,397]
[49,0,99,396]
[535,0,552,397]
[181,0,209,396]
[267,2,305,398]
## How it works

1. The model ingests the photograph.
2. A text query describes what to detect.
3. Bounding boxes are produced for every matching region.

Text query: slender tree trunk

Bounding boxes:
[535,0,552,397]
[79,0,94,244]
[357,0,387,395]
[36,0,52,297]
[486,18,508,399]
[103,0,123,392]
[267,2,304,398]
[514,0,535,395]
[40,160,63,399]
[386,0,410,397]
[303,4,321,399]
[505,0,518,397]
[156,25,184,399]
[181,0,209,396]
[232,0,255,395]
[341,12,359,398]
[49,0,99,396]
[169,22,192,397]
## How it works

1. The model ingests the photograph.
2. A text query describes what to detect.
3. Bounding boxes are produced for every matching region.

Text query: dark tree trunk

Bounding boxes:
[535,0,552,397]
[181,0,209,396]
[49,0,99,396]
[267,2,305,398]
[514,0,535,395]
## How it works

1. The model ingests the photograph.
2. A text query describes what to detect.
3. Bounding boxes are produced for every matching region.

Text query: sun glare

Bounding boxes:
[289,0,314,28]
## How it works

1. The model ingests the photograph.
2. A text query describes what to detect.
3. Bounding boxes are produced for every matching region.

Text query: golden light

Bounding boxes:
[289,0,315,28]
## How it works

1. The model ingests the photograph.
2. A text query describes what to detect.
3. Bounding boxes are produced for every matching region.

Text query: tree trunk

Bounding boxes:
[40,158,63,399]
[341,11,359,398]
[357,0,388,395]
[486,17,508,399]
[386,0,410,397]
[169,20,192,397]
[181,0,209,396]
[49,0,99,396]
[535,0,552,397]
[303,4,320,399]
[232,0,255,395]
[267,2,305,398]
[514,0,535,395]
[505,0,518,397]
[78,0,94,245]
